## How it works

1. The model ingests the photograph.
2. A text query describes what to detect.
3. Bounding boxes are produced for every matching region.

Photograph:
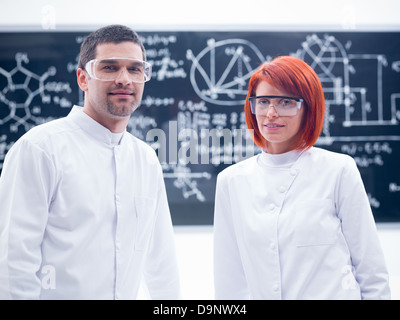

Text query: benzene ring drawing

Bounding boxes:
[187,38,265,106]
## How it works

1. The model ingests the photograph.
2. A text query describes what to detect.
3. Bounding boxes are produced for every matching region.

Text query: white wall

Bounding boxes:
[155,225,400,300]
[0,0,399,31]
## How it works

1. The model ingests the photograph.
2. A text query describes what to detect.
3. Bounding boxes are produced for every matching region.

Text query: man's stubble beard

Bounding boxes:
[106,97,140,118]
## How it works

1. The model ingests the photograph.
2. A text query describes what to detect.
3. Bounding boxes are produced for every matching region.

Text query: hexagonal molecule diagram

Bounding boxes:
[0,52,72,133]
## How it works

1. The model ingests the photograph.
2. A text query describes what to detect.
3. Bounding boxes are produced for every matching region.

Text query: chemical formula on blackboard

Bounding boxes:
[0,31,399,223]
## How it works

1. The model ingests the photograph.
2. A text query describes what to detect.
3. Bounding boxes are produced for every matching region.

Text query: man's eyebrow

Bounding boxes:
[98,59,119,63]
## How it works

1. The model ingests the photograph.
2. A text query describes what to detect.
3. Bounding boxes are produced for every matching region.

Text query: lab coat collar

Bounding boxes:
[259,149,303,168]
[68,105,125,146]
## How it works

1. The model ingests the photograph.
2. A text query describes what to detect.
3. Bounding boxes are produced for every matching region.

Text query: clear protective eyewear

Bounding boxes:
[85,57,152,83]
[248,95,303,117]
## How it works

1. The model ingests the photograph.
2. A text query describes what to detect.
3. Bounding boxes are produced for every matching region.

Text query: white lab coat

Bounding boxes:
[0,106,181,300]
[214,147,391,300]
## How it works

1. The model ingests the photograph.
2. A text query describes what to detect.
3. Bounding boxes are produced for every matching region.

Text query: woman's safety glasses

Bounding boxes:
[248,95,303,117]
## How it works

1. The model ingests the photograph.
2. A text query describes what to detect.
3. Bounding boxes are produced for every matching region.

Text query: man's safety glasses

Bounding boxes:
[248,95,303,117]
[85,57,152,83]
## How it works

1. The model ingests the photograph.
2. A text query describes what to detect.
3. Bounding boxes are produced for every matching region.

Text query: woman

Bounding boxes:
[213,56,391,300]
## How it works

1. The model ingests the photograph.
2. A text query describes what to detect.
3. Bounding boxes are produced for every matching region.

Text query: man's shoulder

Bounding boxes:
[17,116,75,146]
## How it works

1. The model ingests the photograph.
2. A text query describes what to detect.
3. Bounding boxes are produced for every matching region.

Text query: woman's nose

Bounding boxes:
[266,104,279,118]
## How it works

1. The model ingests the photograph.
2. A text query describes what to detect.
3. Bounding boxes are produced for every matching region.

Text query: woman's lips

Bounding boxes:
[264,123,285,130]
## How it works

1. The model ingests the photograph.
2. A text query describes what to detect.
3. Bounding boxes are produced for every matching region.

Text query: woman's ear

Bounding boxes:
[77,68,89,92]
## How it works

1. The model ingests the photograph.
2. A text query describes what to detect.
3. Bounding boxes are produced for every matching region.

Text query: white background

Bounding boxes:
[171,224,400,300]
[1,0,399,300]
[0,0,399,31]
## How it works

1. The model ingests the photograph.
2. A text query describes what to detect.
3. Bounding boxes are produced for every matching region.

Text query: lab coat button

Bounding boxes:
[290,168,298,176]
[272,284,279,292]
[269,204,275,212]
[278,186,286,193]
[270,242,276,249]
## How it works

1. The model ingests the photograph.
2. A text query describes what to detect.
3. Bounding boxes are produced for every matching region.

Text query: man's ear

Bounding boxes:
[77,68,89,92]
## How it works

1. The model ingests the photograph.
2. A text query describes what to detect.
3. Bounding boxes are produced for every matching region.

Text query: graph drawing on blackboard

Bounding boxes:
[0,31,399,223]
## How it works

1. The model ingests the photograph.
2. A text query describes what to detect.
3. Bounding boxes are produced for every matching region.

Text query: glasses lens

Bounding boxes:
[91,58,152,83]
[276,98,299,116]
[250,97,300,116]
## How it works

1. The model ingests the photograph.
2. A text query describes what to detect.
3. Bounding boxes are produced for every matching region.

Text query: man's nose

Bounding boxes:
[115,68,132,85]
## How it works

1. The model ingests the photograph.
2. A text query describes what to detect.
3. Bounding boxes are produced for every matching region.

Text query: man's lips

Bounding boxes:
[108,90,134,97]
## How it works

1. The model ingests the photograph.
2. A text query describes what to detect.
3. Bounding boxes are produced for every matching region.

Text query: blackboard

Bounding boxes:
[0,30,399,224]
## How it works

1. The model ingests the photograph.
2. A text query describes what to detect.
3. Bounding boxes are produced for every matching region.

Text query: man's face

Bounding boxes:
[84,41,145,120]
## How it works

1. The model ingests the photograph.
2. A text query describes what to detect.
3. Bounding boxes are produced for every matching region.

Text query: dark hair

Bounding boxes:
[78,24,146,70]
[245,56,325,151]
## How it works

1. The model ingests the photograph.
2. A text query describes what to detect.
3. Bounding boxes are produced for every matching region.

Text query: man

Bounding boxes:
[0,25,181,299]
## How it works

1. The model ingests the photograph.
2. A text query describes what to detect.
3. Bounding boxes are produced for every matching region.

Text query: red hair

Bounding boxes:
[245,56,325,151]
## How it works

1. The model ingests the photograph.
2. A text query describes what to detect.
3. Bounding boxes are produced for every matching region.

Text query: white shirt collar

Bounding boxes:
[68,105,125,146]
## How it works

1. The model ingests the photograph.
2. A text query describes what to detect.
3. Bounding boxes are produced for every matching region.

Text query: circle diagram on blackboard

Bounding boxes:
[187,38,265,106]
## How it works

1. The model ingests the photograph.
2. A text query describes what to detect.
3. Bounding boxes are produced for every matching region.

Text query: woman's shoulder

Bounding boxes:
[304,147,357,169]
[217,154,260,180]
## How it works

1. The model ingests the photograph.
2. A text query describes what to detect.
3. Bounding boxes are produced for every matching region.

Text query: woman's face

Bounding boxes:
[255,81,304,154]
